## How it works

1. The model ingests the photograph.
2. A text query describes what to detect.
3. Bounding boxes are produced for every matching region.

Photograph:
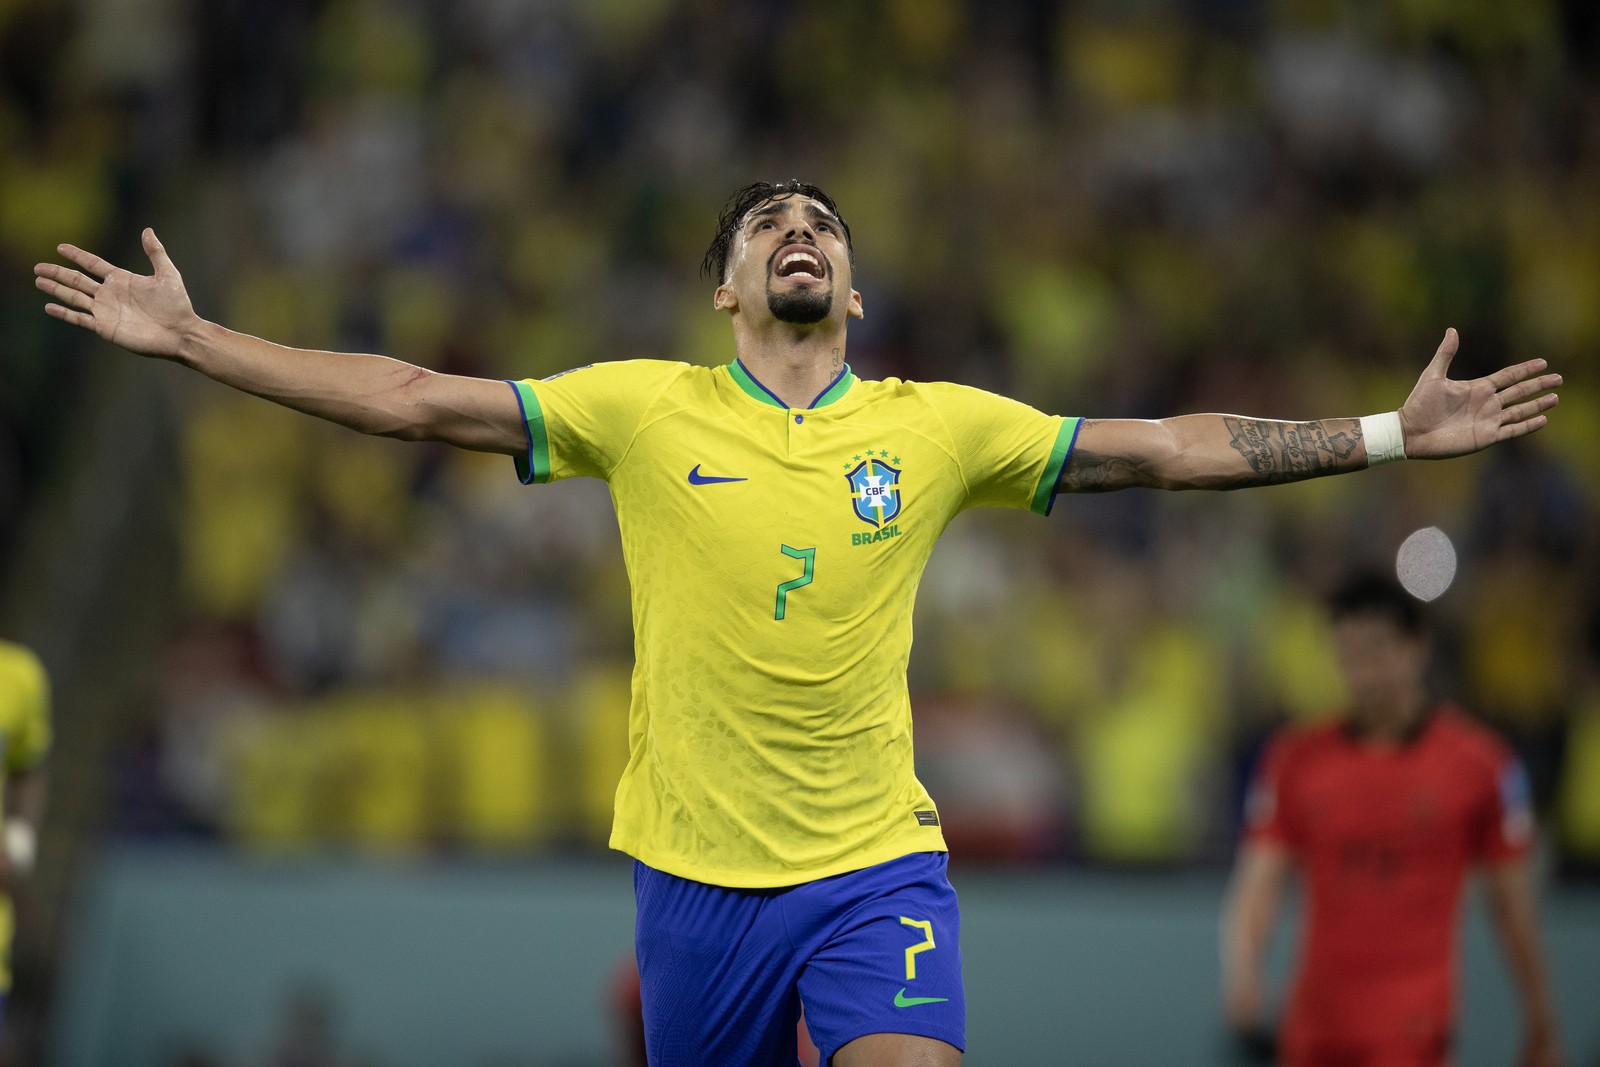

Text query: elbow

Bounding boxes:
[376,370,448,442]
[385,419,432,443]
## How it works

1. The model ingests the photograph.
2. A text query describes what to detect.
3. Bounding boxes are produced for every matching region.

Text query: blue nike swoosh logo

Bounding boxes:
[687,464,748,485]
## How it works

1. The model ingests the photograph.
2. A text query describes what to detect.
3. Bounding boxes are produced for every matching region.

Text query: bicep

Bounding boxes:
[404,372,529,455]
[1482,853,1535,911]
[1223,841,1293,946]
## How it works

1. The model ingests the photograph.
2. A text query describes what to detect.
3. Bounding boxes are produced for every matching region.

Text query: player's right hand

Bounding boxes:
[34,227,201,360]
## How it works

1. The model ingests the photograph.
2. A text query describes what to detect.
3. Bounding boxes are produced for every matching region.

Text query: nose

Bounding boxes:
[786,222,816,243]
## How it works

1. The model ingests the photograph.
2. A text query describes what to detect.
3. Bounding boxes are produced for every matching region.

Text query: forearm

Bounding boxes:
[1485,862,1561,1029]
[1221,876,1279,987]
[175,320,521,452]
[1221,846,1288,993]
[6,768,46,828]
[4,768,46,880]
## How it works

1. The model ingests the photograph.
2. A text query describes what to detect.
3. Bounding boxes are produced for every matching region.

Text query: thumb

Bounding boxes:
[1422,327,1458,381]
[143,227,177,276]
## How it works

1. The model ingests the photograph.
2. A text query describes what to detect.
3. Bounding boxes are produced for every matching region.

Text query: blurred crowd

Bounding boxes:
[3,0,1599,876]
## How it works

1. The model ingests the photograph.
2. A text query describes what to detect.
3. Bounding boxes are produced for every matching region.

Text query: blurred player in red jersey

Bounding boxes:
[1221,573,1563,1067]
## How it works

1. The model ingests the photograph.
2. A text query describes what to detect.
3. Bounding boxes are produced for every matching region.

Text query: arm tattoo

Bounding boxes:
[1057,439,1145,492]
[1223,417,1361,484]
[1057,419,1159,492]
[1058,416,1364,494]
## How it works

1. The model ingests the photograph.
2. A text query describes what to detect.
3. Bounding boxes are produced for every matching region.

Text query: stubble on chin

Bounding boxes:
[767,286,833,325]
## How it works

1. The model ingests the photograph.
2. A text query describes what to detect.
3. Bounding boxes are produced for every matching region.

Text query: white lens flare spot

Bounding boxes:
[1395,526,1457,602]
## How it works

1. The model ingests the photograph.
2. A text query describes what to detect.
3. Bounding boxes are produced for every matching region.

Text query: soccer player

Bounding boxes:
[35,180,1560,1067]
[0,639,51,1038]
[1221,573,1564,1067]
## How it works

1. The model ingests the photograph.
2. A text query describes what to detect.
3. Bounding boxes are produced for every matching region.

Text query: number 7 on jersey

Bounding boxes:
[774,545,816,621]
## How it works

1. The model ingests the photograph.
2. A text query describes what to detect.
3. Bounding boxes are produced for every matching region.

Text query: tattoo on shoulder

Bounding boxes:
[1223,417,1360,483]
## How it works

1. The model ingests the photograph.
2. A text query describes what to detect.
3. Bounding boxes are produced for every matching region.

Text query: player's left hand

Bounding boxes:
[1398,329,1561,459]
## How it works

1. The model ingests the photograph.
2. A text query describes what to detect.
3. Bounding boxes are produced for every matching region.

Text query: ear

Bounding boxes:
[713,282,738,313]
[847,288,864,321]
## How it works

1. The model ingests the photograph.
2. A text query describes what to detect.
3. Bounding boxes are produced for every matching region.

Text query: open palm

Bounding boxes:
[33,228,199,360]
[1398,329,1561,459]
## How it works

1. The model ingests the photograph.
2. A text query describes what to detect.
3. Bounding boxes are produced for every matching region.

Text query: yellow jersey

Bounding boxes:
[510,360,1078,887]
[0,640,51,991]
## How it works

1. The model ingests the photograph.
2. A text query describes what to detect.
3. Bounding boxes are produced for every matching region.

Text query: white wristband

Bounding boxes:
[1360,411,1407,466]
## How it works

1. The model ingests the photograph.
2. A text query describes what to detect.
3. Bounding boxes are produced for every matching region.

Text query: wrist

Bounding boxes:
[173,316,223,368]
[1360,411,1407,466]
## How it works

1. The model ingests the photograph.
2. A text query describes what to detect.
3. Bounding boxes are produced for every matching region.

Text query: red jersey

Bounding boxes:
[1244,707,1532,1064]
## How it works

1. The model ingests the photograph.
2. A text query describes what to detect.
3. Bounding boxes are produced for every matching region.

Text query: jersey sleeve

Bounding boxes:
[1242,736,1300,850]
[3,647,51,773]
[924,383,1081,515]
[506,361,685,484]
[1472,749,1535,864]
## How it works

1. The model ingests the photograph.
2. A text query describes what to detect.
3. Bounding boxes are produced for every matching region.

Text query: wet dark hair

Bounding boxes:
[701,179,855,283]
[1327,571,1426,636]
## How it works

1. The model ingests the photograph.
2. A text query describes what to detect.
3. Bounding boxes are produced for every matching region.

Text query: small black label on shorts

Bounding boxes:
[914,810,940,827]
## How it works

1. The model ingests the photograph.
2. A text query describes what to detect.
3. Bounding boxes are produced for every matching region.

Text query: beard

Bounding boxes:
[767,285,833,324]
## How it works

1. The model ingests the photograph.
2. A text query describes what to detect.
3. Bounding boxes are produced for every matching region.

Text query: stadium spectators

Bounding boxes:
[2,0,1596,870]
[0,639,50,1047]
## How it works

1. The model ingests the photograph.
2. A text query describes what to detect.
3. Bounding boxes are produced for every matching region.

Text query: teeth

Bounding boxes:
[780,252,821,275]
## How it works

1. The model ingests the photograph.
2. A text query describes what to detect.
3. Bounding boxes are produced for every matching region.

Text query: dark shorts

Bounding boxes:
[633,851,965,1067]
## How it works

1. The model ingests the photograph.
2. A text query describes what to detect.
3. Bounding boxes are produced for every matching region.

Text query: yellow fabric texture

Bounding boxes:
[516,360,1075,887]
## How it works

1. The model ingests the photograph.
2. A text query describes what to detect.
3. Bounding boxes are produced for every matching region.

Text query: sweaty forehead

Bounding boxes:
[743,196,838,227]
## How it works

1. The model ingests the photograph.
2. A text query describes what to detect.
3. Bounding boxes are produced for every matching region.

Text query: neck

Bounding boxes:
[730,320,849,408]
[1348,691,1430,745]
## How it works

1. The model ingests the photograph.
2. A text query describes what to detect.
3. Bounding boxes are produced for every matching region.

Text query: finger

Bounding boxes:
[34,275,96,312]
[1486,358,1552,392]
[43,303,96,330]
[33,263,100,296]
[1501,392,1559,426]
[143,227,177,276]
[1421,327,1458,380]
[57,243,120,280]
[1496,371,1562,406]
[1497,413,1549,441]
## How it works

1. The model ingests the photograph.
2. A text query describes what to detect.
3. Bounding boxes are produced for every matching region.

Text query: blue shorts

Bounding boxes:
[634,851,965,1067]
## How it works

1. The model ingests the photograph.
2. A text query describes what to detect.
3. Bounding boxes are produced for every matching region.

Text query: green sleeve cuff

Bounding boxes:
[1030,417,1082,516]
[506,379,552,485]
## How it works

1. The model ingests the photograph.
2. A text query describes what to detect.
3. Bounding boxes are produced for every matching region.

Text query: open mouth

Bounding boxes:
[773,244,827,281]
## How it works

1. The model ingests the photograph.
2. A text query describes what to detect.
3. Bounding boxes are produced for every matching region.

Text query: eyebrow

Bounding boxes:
[745,200,840,228]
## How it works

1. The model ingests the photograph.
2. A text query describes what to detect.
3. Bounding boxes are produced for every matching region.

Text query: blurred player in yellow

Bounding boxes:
[34,180,1561,1066]
[0,640,50,1038]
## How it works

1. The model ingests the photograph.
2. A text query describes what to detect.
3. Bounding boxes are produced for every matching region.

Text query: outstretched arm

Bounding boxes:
[1060,330,1561,492]
[34,229,527,454]
[1483,857,1564,1067]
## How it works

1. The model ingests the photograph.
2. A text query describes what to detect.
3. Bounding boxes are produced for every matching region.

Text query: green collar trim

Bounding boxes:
[728,360,856,410]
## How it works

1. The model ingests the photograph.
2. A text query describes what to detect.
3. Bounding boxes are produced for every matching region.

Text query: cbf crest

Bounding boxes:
[845,454,903,527]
